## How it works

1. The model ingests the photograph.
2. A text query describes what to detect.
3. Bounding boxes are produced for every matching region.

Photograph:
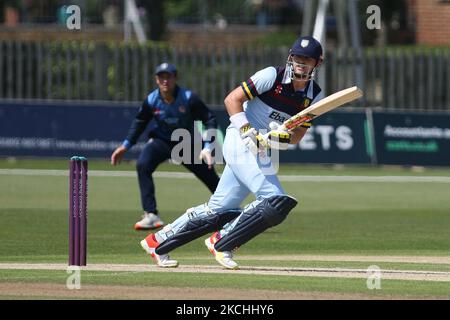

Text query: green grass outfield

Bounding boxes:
[2,157,450,176]
[1,158,450,299]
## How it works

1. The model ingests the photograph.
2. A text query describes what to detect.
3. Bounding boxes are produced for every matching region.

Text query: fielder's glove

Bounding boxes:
[240,124,268,156]
[262,121,291,150]
[199,147,213,169]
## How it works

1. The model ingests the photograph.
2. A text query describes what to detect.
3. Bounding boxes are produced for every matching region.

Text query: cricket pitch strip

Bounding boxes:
[1,259,450,282]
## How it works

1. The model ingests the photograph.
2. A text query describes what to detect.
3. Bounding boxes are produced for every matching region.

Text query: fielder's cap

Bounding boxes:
[290,36,323,61]
[155,63,177,75]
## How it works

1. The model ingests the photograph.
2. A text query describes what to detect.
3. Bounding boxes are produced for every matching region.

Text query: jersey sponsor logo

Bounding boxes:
[269,111,287,123]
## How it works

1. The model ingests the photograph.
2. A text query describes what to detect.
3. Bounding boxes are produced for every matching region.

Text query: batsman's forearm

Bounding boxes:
[225,87,251,131]
[224,86,248,116]
[224,96,244,117]
[290,127,308,145]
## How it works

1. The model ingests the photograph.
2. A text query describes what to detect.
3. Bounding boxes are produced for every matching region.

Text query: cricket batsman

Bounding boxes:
[140,36,324,268]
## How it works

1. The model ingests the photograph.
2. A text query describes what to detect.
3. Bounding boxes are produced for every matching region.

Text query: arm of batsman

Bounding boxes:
[261,121,291,150]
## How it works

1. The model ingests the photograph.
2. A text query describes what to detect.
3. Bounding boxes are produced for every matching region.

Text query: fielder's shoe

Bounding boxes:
[205,232,239,270]
[134,212,164,230]
[140,233,178,268]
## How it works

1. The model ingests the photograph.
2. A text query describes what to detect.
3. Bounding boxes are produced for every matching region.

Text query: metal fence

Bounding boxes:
[8,0,302,26]
[1,40,449,110]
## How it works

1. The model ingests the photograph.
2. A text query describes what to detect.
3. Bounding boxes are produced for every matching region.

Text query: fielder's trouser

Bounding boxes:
[136,138,219,214]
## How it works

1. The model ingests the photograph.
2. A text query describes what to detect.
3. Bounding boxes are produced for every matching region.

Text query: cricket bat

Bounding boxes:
[281,86,363,131]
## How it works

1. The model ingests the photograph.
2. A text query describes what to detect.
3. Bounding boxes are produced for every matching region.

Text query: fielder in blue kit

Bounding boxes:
[140,36,325,268]
[111,63,220,230]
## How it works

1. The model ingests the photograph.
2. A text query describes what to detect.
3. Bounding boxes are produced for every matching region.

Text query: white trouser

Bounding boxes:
[156,126,284,243]
[208,126,284,210]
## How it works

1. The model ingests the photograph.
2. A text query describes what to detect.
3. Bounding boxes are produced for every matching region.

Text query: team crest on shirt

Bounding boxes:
[178,105,186,113]
[275,84,283,95]
[304,99,310,108]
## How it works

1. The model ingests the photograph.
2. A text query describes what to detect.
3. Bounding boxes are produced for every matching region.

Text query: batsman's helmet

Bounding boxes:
[289,36,323,63]
[286,36,323,81]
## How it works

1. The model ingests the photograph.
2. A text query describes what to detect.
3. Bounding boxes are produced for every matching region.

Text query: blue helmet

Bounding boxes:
[287,36,323,82]
[290,36,323,62]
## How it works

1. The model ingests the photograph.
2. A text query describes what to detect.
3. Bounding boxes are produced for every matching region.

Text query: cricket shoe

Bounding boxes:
[140,234,178,268]
[134,212,164,230]
[205,232,239,270]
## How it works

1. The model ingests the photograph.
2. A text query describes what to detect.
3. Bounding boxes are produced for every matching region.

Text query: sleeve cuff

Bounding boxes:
[122,140,132,150]
[203,142,212,150]
[229,112,249,130]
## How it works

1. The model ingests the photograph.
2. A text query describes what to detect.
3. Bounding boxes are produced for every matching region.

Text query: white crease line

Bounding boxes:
[1,263,450,282]
[1,169,450,183]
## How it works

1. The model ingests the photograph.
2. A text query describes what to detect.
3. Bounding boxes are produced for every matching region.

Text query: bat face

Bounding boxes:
[282,86,363,131]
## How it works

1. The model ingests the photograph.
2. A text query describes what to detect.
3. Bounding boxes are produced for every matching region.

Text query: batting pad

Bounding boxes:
[214,195,298,252]
[155,209,241,255]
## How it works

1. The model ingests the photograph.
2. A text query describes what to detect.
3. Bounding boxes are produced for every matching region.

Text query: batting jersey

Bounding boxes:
[123,86,217,148]
[240,66,323,131]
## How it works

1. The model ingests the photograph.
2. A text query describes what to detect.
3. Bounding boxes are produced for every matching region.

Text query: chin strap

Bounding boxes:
[286,54,321,82]
[286,63,314,82]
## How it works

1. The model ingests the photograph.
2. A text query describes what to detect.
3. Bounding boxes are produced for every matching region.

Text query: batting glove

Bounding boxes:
[240,124,268,156]
[262,121,291,150]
